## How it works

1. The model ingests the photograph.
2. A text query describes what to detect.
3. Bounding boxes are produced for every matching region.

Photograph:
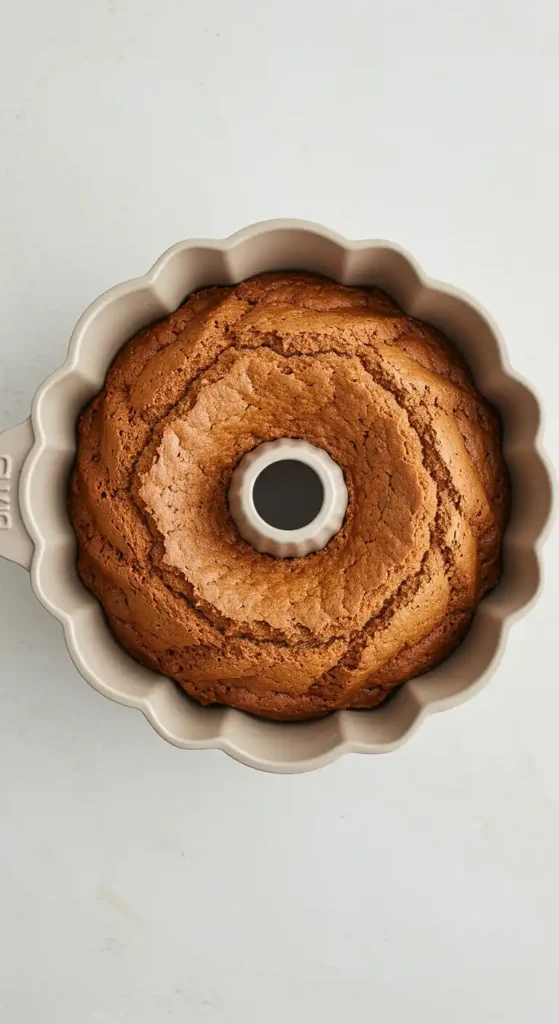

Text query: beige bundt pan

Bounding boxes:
[0,221,552,772]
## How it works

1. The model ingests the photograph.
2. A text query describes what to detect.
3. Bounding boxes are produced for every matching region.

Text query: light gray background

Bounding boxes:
[1,2,558,1022]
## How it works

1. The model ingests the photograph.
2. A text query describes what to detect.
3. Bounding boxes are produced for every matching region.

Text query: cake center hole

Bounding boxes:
[252,459,324,531]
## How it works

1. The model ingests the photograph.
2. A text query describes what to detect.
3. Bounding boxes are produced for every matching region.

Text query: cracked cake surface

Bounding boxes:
[69,273,508,719]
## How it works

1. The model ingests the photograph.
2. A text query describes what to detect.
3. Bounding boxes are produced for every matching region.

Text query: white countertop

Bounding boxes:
[1,1,558,1021]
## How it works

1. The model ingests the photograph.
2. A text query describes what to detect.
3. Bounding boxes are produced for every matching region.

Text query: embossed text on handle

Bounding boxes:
[0,455,12,529]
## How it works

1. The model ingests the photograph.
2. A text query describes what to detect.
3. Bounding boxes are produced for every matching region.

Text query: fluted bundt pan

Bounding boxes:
[0,222,552,771]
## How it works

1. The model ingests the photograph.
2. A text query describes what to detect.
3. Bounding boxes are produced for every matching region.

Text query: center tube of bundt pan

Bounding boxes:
[228,438,348,558]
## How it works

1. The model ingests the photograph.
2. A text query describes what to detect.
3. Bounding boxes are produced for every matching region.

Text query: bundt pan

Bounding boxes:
[0,221,551,773]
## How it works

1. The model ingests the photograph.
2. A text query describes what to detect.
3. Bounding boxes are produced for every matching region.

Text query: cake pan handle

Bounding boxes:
[0,418,34,571]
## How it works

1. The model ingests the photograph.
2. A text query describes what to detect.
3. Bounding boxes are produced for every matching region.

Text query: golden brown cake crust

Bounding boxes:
[69,274,509,720]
